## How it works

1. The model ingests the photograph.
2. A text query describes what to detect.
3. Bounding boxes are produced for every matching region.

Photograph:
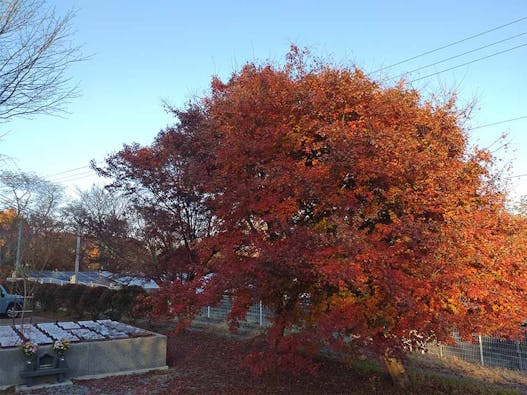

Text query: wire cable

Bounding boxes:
[370,16,527,74]
[410,42,527,82]
[507,173,527,179]
[469,115,527,130]
[392,31,527,80]
[49,170,96,183]
[53,173,98,184]
[45,165,91,178]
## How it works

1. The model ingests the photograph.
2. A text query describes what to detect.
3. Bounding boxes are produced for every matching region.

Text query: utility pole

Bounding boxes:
[71,229,81,284]
[14,221,23,278]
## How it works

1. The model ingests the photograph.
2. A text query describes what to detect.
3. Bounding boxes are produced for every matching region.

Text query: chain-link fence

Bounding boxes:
[427,332,527,371]
[194,297,527,372]
[196,296,273,327]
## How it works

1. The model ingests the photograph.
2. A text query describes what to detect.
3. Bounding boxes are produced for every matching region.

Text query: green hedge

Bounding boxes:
[30,282,146,321]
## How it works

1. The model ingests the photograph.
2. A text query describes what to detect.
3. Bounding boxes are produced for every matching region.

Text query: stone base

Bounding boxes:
[16,380,73,393]
[0,330,167,388]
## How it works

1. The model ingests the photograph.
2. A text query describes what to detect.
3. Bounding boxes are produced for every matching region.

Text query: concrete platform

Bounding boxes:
[0,321,167,389]
[16,380,73,392]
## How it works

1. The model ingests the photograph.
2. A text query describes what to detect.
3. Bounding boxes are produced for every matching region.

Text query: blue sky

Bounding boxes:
[2,0,526,200]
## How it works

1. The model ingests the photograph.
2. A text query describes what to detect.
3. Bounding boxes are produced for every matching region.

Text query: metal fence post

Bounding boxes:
[207,306,211,319]
[516,340,523,370]
[259,300,263,326]
[478,335,484,366]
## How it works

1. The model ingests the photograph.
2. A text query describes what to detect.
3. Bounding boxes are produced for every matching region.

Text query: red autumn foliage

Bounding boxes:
[100,47,527,374]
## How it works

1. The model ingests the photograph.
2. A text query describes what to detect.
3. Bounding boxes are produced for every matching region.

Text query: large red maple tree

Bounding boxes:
[102,47,527,377]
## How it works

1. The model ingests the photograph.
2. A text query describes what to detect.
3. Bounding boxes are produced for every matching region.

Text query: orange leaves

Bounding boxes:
[111,47,527,369]
[0,208,17,223]
[0,208,18,248]
[210,75,227,92]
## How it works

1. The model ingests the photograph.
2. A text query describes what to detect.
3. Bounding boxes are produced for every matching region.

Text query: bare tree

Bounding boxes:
[0,170,65,324]
[0,0,83,120]
[0,170,63,219]
[0,170,65,269]
[64,185,148,273]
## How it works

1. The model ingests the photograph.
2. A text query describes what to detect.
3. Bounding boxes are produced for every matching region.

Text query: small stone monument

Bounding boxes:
[20,351,68,386]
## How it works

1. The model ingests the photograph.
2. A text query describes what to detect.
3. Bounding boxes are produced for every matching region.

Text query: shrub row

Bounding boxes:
[30,282,146,321]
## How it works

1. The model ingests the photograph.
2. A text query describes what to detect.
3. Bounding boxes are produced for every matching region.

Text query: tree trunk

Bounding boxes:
[383,353,410,389]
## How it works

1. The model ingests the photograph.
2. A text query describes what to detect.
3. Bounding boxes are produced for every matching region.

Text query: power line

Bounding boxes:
[46,165,91,178]
[410,42,527,83]
[43,161,103,185]
[393,31,527,80]
[507,173,527,179]
[54,173,99,184]
[0,193,14,206]
[469,115,527,130]
[370,15,527,74]
[49,170,96,183]
[0,192,45,216]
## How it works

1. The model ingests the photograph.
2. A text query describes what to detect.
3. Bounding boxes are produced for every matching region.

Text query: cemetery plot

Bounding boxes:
[70,328,106,341]
[0,320,155,349]
[97,320,152,337]
[36,323,80,342]
[0,321,166,388]
[78,321,128,339]
[57,321,82,330]
[14,325,53,345]
[0,326,22,347]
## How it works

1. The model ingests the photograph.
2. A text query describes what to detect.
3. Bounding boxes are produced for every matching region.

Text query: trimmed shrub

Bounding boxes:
[33,283,60,312]
[30,281,146,321]
[79,286,106,320]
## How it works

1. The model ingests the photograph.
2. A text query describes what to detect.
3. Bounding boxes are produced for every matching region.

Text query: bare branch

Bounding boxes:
[0,0,84,121]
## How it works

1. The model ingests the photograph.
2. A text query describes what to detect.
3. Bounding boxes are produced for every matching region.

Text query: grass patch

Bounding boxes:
[347,357,521,394]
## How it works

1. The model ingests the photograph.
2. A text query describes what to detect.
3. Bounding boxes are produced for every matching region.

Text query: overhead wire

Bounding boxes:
[469,115,527,130]
[410,42,527,82]
[381,20,527,184]
[370,15,527,74]
[55,174,99,185]
[0,192,48,217]
[45,165,91,178]
[391,31,527,81]
[44,160,102,185]
[507,173,527,179]
[49,170,97,183]
[0,193,15,206]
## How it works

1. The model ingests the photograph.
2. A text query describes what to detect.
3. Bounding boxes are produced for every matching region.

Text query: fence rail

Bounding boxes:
[195,298,527,372]
[196,296,273,327]
[427,333,527,371]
